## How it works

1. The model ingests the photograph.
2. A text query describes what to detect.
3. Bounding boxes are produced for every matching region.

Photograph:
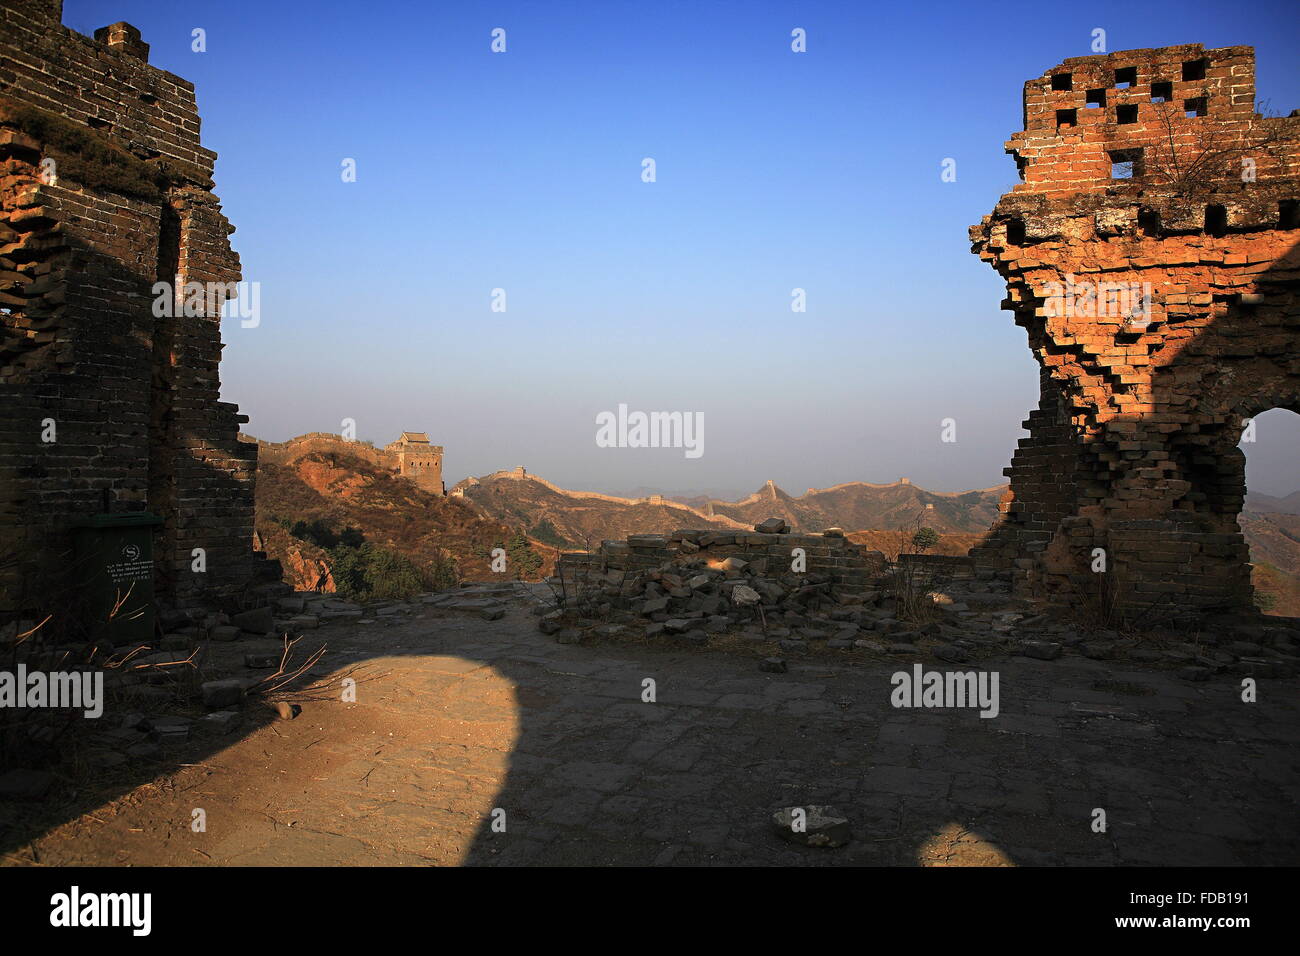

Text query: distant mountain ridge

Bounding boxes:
[1245,490,1300,516]
[245,438,1297,615]
[703,478,1005,536]
[452,469,1005,545]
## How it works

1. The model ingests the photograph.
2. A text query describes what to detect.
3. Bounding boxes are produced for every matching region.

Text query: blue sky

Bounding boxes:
[66,0,1300,497]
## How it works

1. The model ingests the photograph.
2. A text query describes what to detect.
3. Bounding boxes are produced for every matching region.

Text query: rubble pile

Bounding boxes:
[543,519,950,654]
[541,520,1300,676]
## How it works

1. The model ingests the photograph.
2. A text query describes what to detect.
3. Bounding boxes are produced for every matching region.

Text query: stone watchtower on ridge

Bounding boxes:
[970,44,1299,620]
[384,432,444,494]
[0,0,257,615]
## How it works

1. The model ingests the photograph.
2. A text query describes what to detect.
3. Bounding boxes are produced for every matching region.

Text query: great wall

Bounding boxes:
[0,7,1295,634]
[0,0,1298,879]
[452,465,735,514]
[248,431,445,496]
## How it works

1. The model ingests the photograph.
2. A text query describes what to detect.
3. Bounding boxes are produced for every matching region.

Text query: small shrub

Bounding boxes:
[912,527,940,553]
[1254,590,1278,612]
[529,519,568,548]
[329,543,428,603]
[478,528,544,580]
[428,549,460,591]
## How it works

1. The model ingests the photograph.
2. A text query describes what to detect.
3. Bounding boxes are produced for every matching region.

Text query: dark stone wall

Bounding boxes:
[1,0,257,615]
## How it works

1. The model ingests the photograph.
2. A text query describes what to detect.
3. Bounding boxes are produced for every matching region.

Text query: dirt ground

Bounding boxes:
[3,586,1297,866]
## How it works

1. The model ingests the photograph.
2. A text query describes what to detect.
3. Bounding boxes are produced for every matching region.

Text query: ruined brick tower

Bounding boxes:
[971,44,1299,619]
[0,0,257,614]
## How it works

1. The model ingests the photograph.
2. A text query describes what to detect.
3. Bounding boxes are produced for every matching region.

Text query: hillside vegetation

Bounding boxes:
[254,451,551,597]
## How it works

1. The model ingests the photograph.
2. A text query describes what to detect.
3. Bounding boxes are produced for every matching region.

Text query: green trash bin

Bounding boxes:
[72,512,163,645]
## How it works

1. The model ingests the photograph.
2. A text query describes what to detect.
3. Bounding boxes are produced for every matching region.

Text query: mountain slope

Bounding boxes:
[451,472,742,547]
[707,480,1002,535]
[1240,509,1300,615]
[256,451,551,591]
[1245,490,1300,515]
[455,471,1003,544]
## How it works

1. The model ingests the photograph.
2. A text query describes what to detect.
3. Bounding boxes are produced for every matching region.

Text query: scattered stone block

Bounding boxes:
[200,710,240,733]
[641,597,670,615]
[86,750,127,770]
[934,643,970,663]
[320,609,364,621]
[149,716,191,741]
[1236,657,1288,677]
[1081,641,1114,660]
[127,740,162,760]
[1021,641,1062,660]
[201,678,245,708]
[0,769,54,801]
[277,595,307,614]
[771,806,851,848]
[231,606,274,634]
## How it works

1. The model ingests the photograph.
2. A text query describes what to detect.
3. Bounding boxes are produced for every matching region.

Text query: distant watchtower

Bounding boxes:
[385,432,444,495]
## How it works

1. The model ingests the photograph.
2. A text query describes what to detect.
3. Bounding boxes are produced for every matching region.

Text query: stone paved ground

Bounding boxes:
[9,588,1298,866]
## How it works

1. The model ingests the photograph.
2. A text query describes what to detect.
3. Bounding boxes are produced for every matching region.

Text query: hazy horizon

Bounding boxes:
[241,407,1298,501]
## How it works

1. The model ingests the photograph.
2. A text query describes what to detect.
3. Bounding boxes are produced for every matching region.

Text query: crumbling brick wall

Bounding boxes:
[970,44,1299,620]
[250,433,397,472]
[559,529,887,596]
[0,0,256,614]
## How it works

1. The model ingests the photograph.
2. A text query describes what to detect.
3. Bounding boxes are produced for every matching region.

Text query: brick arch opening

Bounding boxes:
[1237,407,1300,616]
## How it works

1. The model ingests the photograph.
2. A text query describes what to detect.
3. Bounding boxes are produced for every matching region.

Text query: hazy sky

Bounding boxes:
[67,0,1300,497]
